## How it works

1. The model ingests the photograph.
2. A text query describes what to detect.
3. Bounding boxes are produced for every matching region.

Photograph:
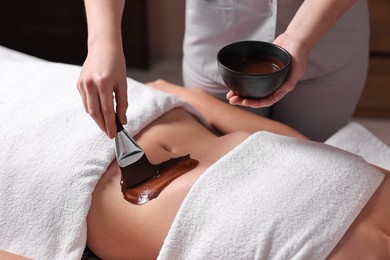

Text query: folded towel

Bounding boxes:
[0,60,185,259]
[158,130,386,260]
[325,122,390,170]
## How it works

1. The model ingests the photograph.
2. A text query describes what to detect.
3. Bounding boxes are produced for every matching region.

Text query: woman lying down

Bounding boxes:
[2,80,390,260]
[90,80,390,259]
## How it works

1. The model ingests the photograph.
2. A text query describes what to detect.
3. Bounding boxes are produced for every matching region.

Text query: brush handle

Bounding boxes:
[115,114,124,133]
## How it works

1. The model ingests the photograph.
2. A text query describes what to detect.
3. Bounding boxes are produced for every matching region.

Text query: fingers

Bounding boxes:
[77,82,89,113]
[115,79,128,125]
[81,79,110,136]
[77,76,124,139]
[99,88,116,139]
[226,90,236,99]
[77,47,129,138]
[226,81,295,108]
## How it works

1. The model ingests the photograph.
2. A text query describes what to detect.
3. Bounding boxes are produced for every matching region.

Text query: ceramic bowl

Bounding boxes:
[217,41,291,99]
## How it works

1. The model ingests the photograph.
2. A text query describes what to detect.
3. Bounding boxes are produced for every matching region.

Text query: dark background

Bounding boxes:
[0,0,149,69]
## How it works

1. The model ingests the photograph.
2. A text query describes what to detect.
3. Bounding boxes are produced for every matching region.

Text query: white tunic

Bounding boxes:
[183,0,369,98]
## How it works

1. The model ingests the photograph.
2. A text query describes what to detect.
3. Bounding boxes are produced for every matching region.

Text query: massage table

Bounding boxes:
[1,46,389,259]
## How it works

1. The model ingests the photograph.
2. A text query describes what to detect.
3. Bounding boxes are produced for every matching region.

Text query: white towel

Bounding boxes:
[158,130,387,260]
[325,121,390,170]
[0,45,46,62]
[0,60,186,259]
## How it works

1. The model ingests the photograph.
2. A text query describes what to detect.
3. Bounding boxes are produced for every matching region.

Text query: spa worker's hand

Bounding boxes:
[226,0,356,108]
[77,0,128,139]
[226,33,307,108]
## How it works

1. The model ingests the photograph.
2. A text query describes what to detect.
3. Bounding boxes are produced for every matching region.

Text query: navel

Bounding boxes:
[161,143,173,153]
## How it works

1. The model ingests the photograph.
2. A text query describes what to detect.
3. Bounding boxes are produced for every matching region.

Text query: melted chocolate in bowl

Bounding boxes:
[120,154,199,205]
[227,55,284,75]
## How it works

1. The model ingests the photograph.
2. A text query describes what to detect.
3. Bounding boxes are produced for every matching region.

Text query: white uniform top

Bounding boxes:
[182,0,369,98]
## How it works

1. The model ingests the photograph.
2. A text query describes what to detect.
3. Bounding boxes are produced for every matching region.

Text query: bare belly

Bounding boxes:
[87,108,390,259]
[87,108,251,259]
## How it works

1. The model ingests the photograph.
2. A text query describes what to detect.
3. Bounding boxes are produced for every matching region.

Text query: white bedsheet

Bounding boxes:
[0,60,185,259]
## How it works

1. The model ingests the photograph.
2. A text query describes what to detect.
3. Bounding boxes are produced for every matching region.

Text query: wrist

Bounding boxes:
[274,32,310,61]
[87,35,123,54]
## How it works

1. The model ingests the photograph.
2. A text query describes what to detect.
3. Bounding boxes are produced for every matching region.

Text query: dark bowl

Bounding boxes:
[217,41,291,99]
